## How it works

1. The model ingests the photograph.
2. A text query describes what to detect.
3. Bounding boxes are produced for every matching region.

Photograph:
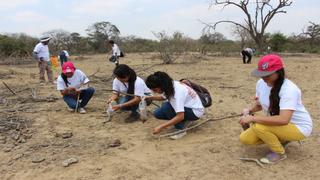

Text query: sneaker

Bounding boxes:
[184,120,197,128]
[79,108,86,114]
[124,112,140,123]
[169,131,187,140]
[67,107,75,112]
[260,152,287,164]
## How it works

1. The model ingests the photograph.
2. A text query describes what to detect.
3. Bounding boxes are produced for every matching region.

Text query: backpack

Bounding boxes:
[180,79,212,108]
[120,51,125,57]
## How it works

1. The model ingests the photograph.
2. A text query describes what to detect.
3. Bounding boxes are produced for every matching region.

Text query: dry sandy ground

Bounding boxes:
[0,53,319,180]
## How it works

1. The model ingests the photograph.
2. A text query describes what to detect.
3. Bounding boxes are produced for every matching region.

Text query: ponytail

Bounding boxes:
[269,68,285,116]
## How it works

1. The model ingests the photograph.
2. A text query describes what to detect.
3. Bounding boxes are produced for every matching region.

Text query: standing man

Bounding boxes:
[33,35,54,84]
[108,40,122,66]
[241,47,255,64]
[59,49,70,66]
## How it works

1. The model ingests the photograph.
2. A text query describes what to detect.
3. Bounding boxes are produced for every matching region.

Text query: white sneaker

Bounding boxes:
[79,108,86,114]
[67,107,75,112]
[169,131,187,140]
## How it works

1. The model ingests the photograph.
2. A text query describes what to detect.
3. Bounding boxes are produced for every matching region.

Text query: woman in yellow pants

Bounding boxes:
[239,54,312,164]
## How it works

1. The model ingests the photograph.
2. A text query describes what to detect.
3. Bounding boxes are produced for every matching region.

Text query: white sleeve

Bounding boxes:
[112,46,117,56]
[57,76,66,90]
[255,80,260,98]
[78,70,89,84]
[112,79,120,92]
[33,44,41,53]
[64,51,70,57]
[279,88,299,111]
[134,79,145,97]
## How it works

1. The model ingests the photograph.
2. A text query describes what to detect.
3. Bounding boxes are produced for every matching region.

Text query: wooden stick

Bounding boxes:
[2,81,16,95]
[239,157,265,168]
[153,114,242,138]
[75,93,80,113]
[88,67,100,78]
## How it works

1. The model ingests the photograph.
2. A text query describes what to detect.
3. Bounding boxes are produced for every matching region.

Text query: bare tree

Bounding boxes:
[205,0,292,51]
[86,21,120,53]
[152,31,188,64]
[301,21,320,48]
[232,25,252,49]
[199,31,226,55]
[44,29,72,54]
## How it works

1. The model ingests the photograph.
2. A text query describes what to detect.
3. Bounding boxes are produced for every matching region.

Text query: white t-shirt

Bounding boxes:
[33,42,50,61]
[112,76,151,97]
[62,50,69,57]
[57,69,89,90]
[166,81,204,118]
[244,48,254,56]
[256,79,313,137]
[112,44,121,56]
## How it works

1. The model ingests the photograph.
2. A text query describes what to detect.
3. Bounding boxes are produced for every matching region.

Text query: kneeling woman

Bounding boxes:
[239,54,312,164]
[57,62,95,114]
[145,72,204,139]
[107,64,151,122]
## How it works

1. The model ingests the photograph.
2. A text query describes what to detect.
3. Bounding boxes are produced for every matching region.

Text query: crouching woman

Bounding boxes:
[107,64,152,122]
[145,71,205,139]
[57,62,95,114]
[239,54,312,164]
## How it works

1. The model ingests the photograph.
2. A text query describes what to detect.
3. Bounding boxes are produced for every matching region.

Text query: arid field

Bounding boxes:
[0,53,319,180]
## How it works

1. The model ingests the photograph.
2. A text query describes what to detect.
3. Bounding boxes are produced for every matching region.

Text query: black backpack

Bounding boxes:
[180,79,212,108]
[120,51,125,57]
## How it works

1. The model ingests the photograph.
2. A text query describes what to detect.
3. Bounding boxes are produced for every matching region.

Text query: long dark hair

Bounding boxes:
[146,71,174,99]
[113,64,137,95]
[61,69,76,87]
[61,73,69,87]
[269,68,285,116]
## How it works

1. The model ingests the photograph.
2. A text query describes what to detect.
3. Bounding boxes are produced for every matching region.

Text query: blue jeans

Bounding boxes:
[63,87,95,109]
[153,102,199,130]
[118,96,138,113]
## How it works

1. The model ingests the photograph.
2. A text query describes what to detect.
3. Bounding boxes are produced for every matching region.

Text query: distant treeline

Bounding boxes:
[1,21,320,59]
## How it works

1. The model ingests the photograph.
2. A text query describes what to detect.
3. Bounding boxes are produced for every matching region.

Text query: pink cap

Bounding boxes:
[62,61,75,74]
[251,54,284,77]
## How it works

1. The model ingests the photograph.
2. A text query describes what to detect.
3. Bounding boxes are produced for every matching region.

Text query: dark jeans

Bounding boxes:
[241,50,252,64]
[109,56,119,66]
[63,87,95,109]
[153,102,199,130]
[118,96,138,113]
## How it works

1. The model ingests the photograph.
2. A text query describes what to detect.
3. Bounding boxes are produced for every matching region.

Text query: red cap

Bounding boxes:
[62,61,75,74]
[251,54,284,77]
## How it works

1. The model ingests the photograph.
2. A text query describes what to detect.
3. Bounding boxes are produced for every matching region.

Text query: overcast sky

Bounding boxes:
[0,0,319,40]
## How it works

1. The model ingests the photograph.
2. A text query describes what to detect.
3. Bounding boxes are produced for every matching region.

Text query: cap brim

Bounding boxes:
[62,69,74,74]
[251,69,276,77]
[40,38,51,42]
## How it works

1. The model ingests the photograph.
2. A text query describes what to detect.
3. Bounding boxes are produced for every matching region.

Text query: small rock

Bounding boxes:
[12,153,23,160]
[18,136,26,143]
[40,143,50,147]
[24,134,33,139]
[0,139,6,144]
[0,135,6,140]
[218,100,223,103]
[11,133,20,141]
[61,132,73,139]
[3,147,12,152]
[62,157,78,167]
[108,139,121,148]
[32,156,45,163]
[3,145,14,152]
